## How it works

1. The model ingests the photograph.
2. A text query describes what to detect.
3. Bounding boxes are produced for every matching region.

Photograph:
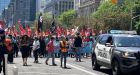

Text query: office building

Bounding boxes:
[2,0,36,26]
[79,0,101,16]
[44,0,74,17]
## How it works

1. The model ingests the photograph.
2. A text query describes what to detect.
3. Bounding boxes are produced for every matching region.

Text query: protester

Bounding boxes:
[13,37,19,57]
[60,36,68,68]
[44,36,49,57]
[33,37,40,63]
[54,37,60,58]
[0,29,8,75]
[39,36,45,58]
[68,37,75,58]
[6,35,14,64]
[74,33,83,62]
[20,35,29,66]
[28,37,33,57]
[45,37,57,66]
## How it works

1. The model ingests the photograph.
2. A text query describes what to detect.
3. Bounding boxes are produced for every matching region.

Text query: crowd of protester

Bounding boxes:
[0,28,96,75]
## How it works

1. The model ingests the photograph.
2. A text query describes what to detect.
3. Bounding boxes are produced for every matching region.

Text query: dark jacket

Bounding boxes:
[0,44,8,61]
[74,36,82,47]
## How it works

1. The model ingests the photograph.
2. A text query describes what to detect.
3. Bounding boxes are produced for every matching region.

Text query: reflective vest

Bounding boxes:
[60,41,68,52]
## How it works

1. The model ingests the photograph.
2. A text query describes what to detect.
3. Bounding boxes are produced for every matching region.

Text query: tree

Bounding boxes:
[58,10,76,27]
[91,0,140,32]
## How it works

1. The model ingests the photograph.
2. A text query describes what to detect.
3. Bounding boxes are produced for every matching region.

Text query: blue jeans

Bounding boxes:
[46,52,55,65]
[60,52,67,67]
[75,47,82,61]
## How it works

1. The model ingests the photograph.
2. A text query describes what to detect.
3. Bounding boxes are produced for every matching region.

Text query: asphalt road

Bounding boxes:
[1,56,113,75]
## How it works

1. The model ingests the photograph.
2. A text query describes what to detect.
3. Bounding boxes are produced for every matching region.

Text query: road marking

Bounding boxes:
[55,60,97,75]
[18,72,77,75]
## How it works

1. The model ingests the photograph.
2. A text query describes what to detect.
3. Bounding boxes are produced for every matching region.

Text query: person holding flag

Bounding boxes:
[38,13,43,33]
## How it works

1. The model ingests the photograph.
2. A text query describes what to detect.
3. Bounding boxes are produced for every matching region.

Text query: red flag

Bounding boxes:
[0,21,5,29]
[56,26,62,37]
[26,25,32,37]
[18,20,26,35]
[45,30,51,36]
[13,25,18,36]
[81,29,85,36]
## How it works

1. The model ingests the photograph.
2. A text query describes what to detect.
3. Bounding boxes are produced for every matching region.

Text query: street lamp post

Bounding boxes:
[130,0,137,30]
[130,8,133,30]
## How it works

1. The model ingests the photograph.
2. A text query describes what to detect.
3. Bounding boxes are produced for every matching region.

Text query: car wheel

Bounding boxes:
[92,56,100,70]
[112,60,122,75]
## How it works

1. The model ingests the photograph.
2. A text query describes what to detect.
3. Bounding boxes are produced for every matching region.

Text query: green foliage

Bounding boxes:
[91,0,140,32]
[42,12,53,31]
[58,10,76,27]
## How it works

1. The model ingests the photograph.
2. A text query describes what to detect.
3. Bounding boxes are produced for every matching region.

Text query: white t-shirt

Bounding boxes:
[33,40,40,50]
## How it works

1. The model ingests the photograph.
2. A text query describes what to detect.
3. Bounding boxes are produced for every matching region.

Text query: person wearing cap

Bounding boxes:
[60,36,69,68]
[45,37,57,66]
[0,29,8,75]
[74,33,83,62]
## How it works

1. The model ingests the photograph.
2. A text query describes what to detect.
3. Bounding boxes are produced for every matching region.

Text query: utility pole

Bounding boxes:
[130,1,136,30]
[130,7,133,30]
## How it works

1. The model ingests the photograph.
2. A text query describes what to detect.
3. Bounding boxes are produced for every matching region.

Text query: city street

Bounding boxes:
[0,0,140,75]
[5,56,112,75]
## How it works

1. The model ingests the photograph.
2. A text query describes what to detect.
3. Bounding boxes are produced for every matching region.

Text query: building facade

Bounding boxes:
[1,0,15,26]
[78,0,101,16]
[0,0,10,20]
[15,0,36,26]
[74,0,81,11]
[44,0,74,17]
[0,0,10,15]
[36,0,48,13]
[2,0,36,27]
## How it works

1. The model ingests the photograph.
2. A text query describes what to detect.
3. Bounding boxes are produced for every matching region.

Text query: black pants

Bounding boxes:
[33,49,39,61]
[0,57,5,75]
[60,52,67,67]
[14,49,19,57]
[8,53,13,63]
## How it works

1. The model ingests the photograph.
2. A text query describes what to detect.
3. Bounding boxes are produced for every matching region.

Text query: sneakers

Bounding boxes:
[60,65,62,67]
[34,60,38,63]
[52,64,57,66]
[45,61,48,65]
[64,66,67,69]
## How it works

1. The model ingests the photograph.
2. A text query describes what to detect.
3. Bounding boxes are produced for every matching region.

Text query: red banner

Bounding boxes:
[18,20,26,35]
